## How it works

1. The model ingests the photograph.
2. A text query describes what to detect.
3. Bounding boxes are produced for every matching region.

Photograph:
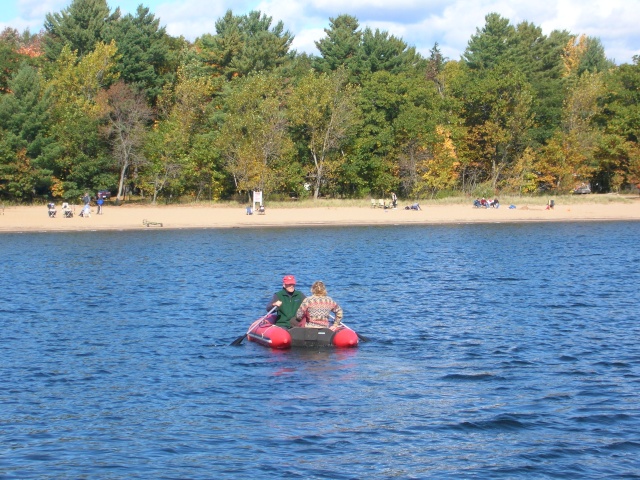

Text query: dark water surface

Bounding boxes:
[1,222,639,479]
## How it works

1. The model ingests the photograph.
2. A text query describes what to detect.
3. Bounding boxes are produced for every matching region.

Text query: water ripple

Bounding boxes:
[1,222,639,478]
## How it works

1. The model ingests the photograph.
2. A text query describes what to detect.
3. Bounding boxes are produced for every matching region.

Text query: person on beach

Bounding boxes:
[79,204,90,217]
[266,275,306,328]
[391,192,398,209]
[96,194,104,215]
[295,281,343,329]
[405,203,421,210]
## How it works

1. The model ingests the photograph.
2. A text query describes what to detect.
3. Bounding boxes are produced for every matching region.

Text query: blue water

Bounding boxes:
[1,222,639,479]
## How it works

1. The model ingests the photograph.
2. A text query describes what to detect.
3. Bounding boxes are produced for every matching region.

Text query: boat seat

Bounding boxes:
[289,327,335,347]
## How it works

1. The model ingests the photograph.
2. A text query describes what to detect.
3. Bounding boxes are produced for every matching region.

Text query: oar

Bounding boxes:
[231,306,278,346]
[330,315,370,342]
[341,322,370,342]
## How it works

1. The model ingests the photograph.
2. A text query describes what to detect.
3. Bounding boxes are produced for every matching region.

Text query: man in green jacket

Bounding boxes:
[266,275,306,328]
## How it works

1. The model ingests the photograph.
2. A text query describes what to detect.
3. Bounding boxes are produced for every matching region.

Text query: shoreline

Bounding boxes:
[1,199,639,233]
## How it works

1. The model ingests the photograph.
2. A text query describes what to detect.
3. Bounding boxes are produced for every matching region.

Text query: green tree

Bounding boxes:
[314,14,423,85]
[459,63,535,190]
[195,10,293,80]
[105,5,180,104]
[0,62,54,200]
[354,66,462,198]
[462,13,515,70]
[537,72,605,191]
[96,81,152,200]
[602,57,640,144]
[43,0,120,62]
[289,68,359,199]
[1,28,44,94]
[463,15,572,146]
[313,15,362,81]
[0,28,23,93]
[143,67,216,202]
[577,37,614,75]
[425,43,446,97]
[360,27,422,76]
[354,70,412,196]
[213,72,295,198]
[44,42,120,199]
[594,56,640,190]
[511,24,571,145]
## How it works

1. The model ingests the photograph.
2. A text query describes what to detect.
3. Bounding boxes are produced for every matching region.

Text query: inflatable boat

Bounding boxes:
[246,314,359,349]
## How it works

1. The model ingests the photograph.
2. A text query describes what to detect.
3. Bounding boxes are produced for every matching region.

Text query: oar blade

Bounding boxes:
[356,332,370,342]
[230,307,277,347]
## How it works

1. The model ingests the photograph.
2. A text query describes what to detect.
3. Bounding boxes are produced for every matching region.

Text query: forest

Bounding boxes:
[1,0,639,204]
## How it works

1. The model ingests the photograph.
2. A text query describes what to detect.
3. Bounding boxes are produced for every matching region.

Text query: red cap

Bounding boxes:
[283,275,296,285]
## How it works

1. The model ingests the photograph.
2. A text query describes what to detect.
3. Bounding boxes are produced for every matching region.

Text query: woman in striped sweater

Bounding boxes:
[294,281,343,329]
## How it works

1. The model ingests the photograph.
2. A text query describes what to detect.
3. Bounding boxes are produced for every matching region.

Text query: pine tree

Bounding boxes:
[43,0,120,61]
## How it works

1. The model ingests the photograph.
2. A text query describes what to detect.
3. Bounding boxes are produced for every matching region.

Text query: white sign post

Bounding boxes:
[253,190,262,207]
[253,190,264,214]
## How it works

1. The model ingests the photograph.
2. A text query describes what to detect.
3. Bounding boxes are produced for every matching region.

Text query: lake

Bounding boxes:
[1,221,639,479]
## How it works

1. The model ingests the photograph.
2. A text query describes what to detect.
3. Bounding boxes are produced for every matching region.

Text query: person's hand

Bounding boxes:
[273,300,282,307]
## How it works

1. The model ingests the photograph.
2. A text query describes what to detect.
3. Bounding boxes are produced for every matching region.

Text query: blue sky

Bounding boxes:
[2,0,639,64]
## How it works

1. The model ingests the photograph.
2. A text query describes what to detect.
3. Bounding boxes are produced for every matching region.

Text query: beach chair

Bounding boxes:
[378,199,386,208]
[62,202,73,218]
[371,199,377,208]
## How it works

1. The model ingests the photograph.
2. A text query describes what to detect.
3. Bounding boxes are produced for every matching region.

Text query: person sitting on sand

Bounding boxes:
[295,281,343,329]
[405,203,421,210]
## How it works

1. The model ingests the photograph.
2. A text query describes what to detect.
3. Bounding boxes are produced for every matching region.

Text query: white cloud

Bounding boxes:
[18,0,68,21]
[289,28,326,55]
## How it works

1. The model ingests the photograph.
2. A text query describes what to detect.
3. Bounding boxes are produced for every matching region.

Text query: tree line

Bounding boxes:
[1,0,639,203]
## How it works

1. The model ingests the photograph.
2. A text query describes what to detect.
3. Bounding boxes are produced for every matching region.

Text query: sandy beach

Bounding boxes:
[1,197,639,233]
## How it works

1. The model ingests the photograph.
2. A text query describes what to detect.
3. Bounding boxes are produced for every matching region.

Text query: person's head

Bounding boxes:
[311,281,327,296]
[282,275,296,291]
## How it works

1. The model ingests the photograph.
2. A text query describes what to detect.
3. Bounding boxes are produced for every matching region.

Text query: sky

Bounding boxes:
[1,0,639,64]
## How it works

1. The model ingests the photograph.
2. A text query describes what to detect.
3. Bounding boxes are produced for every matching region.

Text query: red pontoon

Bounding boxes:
[246,314,359,349]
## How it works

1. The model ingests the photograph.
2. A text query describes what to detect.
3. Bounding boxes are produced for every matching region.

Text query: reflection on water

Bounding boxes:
[1,222,639,478]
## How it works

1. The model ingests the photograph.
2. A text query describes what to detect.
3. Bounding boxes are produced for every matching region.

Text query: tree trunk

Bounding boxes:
[117,159,129,200]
